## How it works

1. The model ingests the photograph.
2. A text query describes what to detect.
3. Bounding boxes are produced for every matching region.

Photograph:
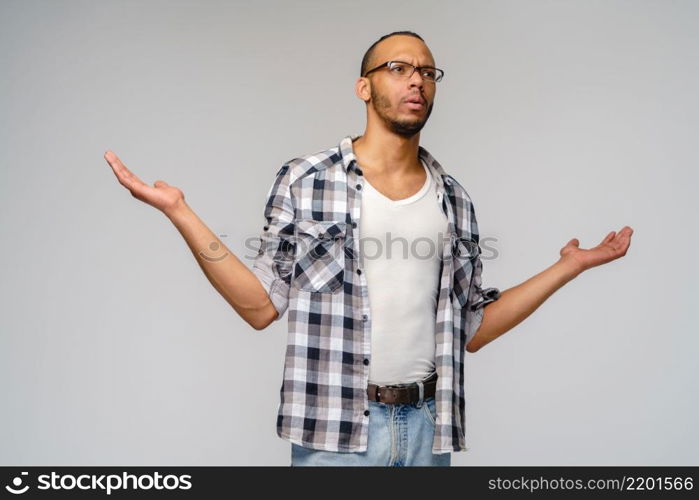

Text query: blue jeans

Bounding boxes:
[290,395,452,466]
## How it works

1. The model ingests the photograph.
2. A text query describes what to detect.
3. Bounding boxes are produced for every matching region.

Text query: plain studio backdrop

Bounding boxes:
[0,0,697,466]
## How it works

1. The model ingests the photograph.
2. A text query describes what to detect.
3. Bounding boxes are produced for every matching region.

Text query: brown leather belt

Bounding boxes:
[366,371,438,404]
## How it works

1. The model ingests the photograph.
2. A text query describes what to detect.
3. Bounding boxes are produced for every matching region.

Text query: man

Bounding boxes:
[104,31,634,467]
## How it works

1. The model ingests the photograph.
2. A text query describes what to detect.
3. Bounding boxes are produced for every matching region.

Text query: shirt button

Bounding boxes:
[356,168,363,176]
[362,314,368,322]
[352,221,357,228]
[356,269,362,275]
[363,358,369,365]
[356,184,362,190]
[364,410,370,416]
[263,225,269,230]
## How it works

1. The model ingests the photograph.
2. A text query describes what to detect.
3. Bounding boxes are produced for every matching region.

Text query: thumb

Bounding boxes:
[154,180,168,188]
[566,238,579,247]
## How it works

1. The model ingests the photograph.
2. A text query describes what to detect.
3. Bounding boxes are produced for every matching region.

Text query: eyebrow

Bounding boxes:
[389,56,437,68]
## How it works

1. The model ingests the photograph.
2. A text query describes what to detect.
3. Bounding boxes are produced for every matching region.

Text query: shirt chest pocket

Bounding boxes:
[292,219,347,293]
[451,238,479,309]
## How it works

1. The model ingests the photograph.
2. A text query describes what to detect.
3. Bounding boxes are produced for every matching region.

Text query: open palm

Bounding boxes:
[559,226,634,275]
[104,150,184,215]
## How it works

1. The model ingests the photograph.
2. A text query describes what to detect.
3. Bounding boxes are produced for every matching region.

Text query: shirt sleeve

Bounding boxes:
[251,164,296,322]
[449,175,501,347]
[464,251,501,347]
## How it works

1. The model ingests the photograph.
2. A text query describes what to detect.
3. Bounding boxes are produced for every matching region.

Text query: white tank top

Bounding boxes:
[361,158,450,385]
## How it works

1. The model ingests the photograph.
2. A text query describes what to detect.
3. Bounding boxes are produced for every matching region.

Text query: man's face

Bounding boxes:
[361,35,437,138]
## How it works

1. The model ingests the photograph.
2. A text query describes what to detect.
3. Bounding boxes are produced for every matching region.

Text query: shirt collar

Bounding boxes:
[338,134,452,188]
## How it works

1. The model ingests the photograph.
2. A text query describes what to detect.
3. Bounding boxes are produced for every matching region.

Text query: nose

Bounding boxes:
[408,68,425,89]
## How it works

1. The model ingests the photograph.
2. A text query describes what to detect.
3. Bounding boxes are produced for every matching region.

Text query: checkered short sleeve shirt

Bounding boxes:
[251,134,501,453]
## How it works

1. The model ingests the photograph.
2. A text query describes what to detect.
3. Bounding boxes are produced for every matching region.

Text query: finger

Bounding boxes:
[616,226,633,238]
[104,150,146,188]
[602,231,616,244]
[609,228,633,254]
[620,227,633,250]
[104,150,138,180]
[612,226,633,245]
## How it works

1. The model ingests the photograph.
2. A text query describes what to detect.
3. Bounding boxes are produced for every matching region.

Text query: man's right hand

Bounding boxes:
[103,148,278,330]
[104,149,185,217]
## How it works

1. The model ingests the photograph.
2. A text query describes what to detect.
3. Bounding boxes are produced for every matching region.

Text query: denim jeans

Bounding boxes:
[290,394,452,466]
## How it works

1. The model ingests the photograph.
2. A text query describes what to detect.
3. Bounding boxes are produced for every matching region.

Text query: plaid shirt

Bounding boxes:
[252,134,501,453]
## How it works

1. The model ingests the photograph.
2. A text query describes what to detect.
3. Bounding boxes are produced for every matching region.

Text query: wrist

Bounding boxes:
[554,256,585,282]
[164,198,190,221]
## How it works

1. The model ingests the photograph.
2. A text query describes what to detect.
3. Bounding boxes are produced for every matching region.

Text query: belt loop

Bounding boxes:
[415,380,425,408]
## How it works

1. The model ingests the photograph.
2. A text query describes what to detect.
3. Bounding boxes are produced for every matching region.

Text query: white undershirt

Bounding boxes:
[361,158,450,385]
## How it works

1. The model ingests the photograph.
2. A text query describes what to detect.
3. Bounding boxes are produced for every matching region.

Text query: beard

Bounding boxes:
[370,86,434,139]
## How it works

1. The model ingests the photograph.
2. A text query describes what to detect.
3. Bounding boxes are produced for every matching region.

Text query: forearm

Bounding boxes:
[164,200,276,330]
[466,258,581,352]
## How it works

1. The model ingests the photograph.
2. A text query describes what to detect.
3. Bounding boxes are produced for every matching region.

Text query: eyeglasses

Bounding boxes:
[362,60,444,82]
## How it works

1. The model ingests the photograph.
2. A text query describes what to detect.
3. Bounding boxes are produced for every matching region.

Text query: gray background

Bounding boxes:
[1,0,697,466]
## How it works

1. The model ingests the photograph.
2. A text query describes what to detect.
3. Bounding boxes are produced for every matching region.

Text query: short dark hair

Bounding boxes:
[360,30,425,77]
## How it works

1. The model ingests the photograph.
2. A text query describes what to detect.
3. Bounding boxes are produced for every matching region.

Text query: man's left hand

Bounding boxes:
[558,225,634,276]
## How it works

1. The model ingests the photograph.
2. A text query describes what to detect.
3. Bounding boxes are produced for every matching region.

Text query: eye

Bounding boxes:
[390,64,405,73]
[422,69,437,79]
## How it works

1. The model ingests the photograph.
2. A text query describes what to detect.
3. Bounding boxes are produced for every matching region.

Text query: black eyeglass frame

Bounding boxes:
[362,60,445,82]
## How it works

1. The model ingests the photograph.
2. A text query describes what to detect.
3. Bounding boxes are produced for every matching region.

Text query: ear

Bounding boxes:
[355,77,370,103]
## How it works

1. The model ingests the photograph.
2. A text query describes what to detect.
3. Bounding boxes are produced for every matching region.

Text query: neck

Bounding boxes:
[352,123,422,176]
